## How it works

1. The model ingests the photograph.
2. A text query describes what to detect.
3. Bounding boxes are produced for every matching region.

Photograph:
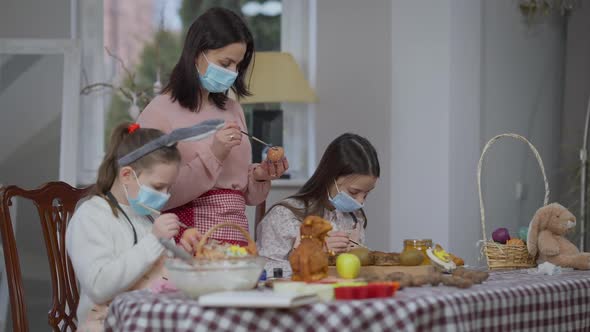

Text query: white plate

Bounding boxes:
[426,248,456,272]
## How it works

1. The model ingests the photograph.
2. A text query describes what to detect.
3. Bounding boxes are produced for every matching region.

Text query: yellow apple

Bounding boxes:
[336,253,361,279]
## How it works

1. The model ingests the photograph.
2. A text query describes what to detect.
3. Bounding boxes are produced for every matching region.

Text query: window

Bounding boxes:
[0,39,81,185]
[80,0,315,183]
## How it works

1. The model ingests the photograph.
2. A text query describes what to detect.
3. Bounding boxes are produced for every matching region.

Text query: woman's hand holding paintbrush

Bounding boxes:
[211,121,242,161]
[238,131,285,161]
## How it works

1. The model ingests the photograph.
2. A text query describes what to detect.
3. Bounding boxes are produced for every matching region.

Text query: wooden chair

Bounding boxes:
[254,200,266,240]
[0,182,91,331]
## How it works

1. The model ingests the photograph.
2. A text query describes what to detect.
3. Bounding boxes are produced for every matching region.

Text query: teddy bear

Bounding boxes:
[289,216,333,282]
[527,203,590,270]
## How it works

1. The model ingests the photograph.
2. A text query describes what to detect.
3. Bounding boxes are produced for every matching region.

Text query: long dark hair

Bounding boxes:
[92,123,181,216]
[162,7,254,111]
[273,133,380,226]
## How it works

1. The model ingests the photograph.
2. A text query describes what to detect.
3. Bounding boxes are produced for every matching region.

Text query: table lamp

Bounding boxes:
[239,51,317,104]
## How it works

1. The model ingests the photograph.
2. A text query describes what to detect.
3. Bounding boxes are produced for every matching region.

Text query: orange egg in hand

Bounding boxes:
[266,146,284,162]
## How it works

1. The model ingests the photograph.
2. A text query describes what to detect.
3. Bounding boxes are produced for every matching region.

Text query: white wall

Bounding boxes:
[558,4,590,247]
[0,0,71,39]
[479,1,564,256]
[390,0,565,265]
[315,0,392,251]
[448,0,484,266]
[0,55,64,163]
[390,0,452,253]
[0,0,71,173]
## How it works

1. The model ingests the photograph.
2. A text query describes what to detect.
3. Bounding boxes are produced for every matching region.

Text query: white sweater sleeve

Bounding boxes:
[66,202,163,304]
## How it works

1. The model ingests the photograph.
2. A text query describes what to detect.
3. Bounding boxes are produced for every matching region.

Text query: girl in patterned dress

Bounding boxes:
[256,133,380,277]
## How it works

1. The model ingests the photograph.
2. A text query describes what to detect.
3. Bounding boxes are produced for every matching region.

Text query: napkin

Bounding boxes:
[527,262,567,276]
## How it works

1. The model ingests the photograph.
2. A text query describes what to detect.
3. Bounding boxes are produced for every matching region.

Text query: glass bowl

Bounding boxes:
[165,256,266,298]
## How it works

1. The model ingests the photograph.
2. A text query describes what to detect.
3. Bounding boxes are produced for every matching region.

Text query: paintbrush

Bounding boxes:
[348,238,371,250]
[158,238,194,265]
[137,202,187,228]
[240,130,272,147]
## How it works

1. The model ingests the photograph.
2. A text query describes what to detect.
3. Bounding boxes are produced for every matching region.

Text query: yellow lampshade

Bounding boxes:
[238,52,317,104]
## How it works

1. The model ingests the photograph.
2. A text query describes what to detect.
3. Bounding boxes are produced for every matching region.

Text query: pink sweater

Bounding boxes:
[137,94,270,209]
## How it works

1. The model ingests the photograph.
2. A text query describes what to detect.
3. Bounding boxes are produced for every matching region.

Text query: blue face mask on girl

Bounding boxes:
[328,180,364,213]
[198,53,238,93]
[123,170,170,216]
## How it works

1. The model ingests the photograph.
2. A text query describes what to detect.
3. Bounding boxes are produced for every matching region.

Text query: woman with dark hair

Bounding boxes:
[256,133,380,277]
[139,7,288,248]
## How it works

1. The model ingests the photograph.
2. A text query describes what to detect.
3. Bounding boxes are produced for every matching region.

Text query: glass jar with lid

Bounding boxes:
[403,239,433,265]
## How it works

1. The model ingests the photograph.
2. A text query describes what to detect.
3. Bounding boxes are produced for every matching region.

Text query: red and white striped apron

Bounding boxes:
[167,189,249,247]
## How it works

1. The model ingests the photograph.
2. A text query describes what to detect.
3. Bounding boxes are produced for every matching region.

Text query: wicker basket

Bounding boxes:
[478,133,547,269]
[194,222,258,259]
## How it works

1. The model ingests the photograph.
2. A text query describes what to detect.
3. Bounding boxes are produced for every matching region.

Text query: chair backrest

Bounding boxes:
[0,182,91,332]
[254,200,266,240]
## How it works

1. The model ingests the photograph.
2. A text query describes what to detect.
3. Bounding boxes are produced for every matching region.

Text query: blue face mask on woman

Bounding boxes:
[123,170,170,216]
[198,53,238,93]
[328,180,364,213]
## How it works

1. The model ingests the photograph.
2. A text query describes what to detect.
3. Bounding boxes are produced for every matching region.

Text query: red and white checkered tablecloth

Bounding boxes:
[104,269,590,332]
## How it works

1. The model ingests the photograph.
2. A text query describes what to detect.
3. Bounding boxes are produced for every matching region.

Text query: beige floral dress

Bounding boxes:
[256,198,366,278]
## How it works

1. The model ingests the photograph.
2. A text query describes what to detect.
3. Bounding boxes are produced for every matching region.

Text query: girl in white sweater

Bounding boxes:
[66,122,187,328]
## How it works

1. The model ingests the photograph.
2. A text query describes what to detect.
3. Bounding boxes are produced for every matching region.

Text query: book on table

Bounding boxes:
[198,290,318,308]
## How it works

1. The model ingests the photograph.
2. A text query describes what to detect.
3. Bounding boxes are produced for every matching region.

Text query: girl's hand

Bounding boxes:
[179,228,202,254]
[325,231,350,254]
[347,228,361,250]
[253,158,289,181]
[347,242,359,250]
[152,214,180,239]
[211,121,242,161]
